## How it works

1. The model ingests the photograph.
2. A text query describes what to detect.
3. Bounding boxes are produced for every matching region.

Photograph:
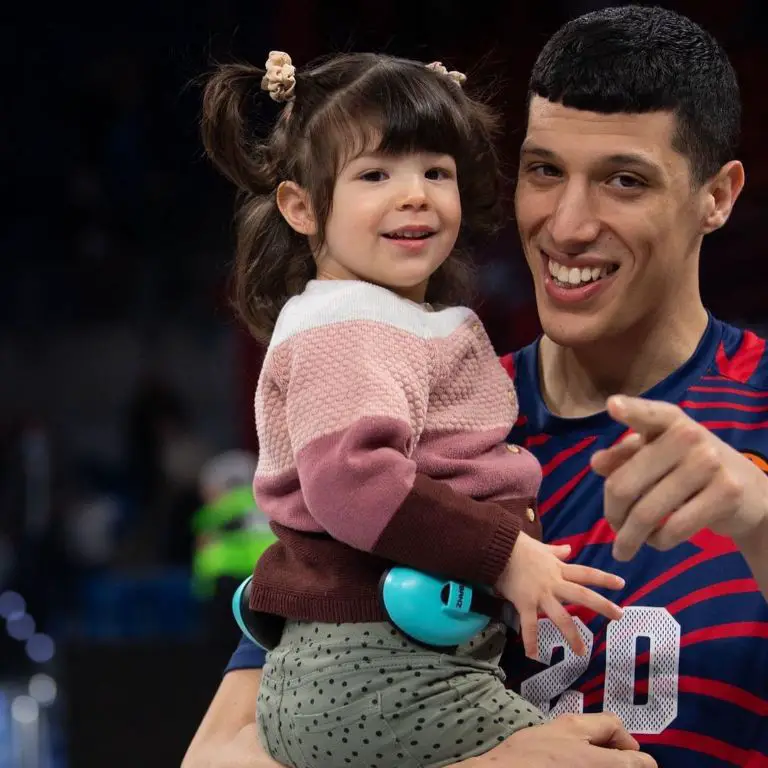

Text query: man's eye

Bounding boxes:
[609,174,645,189]
[529,164,561,178]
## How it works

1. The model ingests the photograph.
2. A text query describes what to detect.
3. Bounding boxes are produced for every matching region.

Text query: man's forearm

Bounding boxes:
[738,516,768,601]
[182,669,273,768]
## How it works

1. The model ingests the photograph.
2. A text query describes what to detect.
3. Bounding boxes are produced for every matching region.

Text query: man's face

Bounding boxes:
[515,97,713,348]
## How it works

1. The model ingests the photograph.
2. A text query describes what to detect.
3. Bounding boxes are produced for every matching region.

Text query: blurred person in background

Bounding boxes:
[193,450,276,661]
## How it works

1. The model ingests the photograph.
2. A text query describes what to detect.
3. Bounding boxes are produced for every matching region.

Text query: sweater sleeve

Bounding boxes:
[275,315,522,586]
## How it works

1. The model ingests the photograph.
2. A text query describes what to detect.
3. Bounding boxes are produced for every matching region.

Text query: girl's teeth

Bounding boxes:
[391,231,431,239]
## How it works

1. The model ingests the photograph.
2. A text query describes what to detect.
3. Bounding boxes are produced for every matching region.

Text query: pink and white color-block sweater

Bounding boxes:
[249,280,543,624]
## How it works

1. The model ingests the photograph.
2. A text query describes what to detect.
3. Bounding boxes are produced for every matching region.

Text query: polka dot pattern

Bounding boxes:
[256,620,544,767]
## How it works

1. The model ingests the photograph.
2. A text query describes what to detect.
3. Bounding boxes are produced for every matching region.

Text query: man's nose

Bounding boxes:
[546,181,600,250]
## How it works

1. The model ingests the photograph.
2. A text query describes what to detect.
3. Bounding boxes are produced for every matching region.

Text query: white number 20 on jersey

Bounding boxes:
[521,607,681,734]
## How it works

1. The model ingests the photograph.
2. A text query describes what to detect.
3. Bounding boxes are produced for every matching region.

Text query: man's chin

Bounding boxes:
[538,307,614,349]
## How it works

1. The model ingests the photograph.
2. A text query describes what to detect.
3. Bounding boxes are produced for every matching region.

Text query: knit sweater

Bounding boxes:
[249,279,543,624]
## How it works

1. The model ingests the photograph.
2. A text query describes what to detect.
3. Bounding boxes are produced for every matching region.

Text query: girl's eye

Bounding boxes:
[425,167,453,181]
[528,163,561,179]
[360,170,387,182]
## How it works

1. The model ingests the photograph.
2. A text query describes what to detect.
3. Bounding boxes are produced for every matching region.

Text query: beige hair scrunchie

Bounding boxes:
[261,51,296,103]
[426,61,467,87]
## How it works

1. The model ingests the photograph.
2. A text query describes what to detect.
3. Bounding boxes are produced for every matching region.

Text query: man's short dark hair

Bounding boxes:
[528,5,741,184]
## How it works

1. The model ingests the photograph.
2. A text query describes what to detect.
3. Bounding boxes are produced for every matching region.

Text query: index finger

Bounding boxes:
[607,396,681,440]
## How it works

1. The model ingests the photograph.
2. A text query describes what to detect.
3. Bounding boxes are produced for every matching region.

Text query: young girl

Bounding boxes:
[201,51,624,768]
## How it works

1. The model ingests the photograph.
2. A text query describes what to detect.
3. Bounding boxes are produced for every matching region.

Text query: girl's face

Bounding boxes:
[316,150,462,302]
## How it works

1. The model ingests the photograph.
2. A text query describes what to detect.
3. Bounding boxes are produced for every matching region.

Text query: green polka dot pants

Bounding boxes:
[256,620,544,768]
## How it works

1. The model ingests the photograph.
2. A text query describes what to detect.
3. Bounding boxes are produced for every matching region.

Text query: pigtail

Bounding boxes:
[201,62,313,342]
[200,63,274,194]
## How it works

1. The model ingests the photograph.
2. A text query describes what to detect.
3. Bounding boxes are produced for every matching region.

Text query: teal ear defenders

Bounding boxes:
[232,577,284,650]
[379,566,516,648]
[233,567,516,651]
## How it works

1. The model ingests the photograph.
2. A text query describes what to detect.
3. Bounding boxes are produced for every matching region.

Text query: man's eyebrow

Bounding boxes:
[601,152,662,171]
[519,143,663,173]
[519,143,559,160]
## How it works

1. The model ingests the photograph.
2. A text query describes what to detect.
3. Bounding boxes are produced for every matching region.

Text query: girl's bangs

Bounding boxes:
[323,67,474,168]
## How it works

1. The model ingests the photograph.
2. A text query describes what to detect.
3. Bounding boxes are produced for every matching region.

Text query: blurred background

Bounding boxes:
[2,0,768,765]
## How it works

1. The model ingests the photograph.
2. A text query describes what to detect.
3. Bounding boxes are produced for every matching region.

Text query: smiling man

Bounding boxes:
[183,7,768,768]
[505,8,768,764]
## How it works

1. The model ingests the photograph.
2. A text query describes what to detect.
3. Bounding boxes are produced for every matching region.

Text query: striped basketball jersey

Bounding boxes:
[502,315,768,767]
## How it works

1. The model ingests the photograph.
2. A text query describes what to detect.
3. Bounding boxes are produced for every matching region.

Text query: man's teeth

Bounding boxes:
[548,258,614,287]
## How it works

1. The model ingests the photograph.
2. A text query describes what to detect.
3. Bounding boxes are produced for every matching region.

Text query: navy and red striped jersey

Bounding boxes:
[502,315,768,767]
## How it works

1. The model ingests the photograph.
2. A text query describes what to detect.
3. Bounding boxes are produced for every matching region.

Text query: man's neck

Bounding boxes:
[538,303,709,419]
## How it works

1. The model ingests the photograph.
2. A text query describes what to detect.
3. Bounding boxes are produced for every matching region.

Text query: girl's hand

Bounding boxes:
[496,532,625,659]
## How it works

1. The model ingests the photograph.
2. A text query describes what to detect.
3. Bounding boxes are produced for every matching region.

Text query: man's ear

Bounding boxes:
[276,181,318,236]
[700,160,745,234]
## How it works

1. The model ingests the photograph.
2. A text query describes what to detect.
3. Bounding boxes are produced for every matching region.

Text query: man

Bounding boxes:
[183,6,768,767]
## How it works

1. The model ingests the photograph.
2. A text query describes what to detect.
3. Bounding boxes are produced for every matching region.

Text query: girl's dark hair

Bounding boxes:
[201,53,504,341]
